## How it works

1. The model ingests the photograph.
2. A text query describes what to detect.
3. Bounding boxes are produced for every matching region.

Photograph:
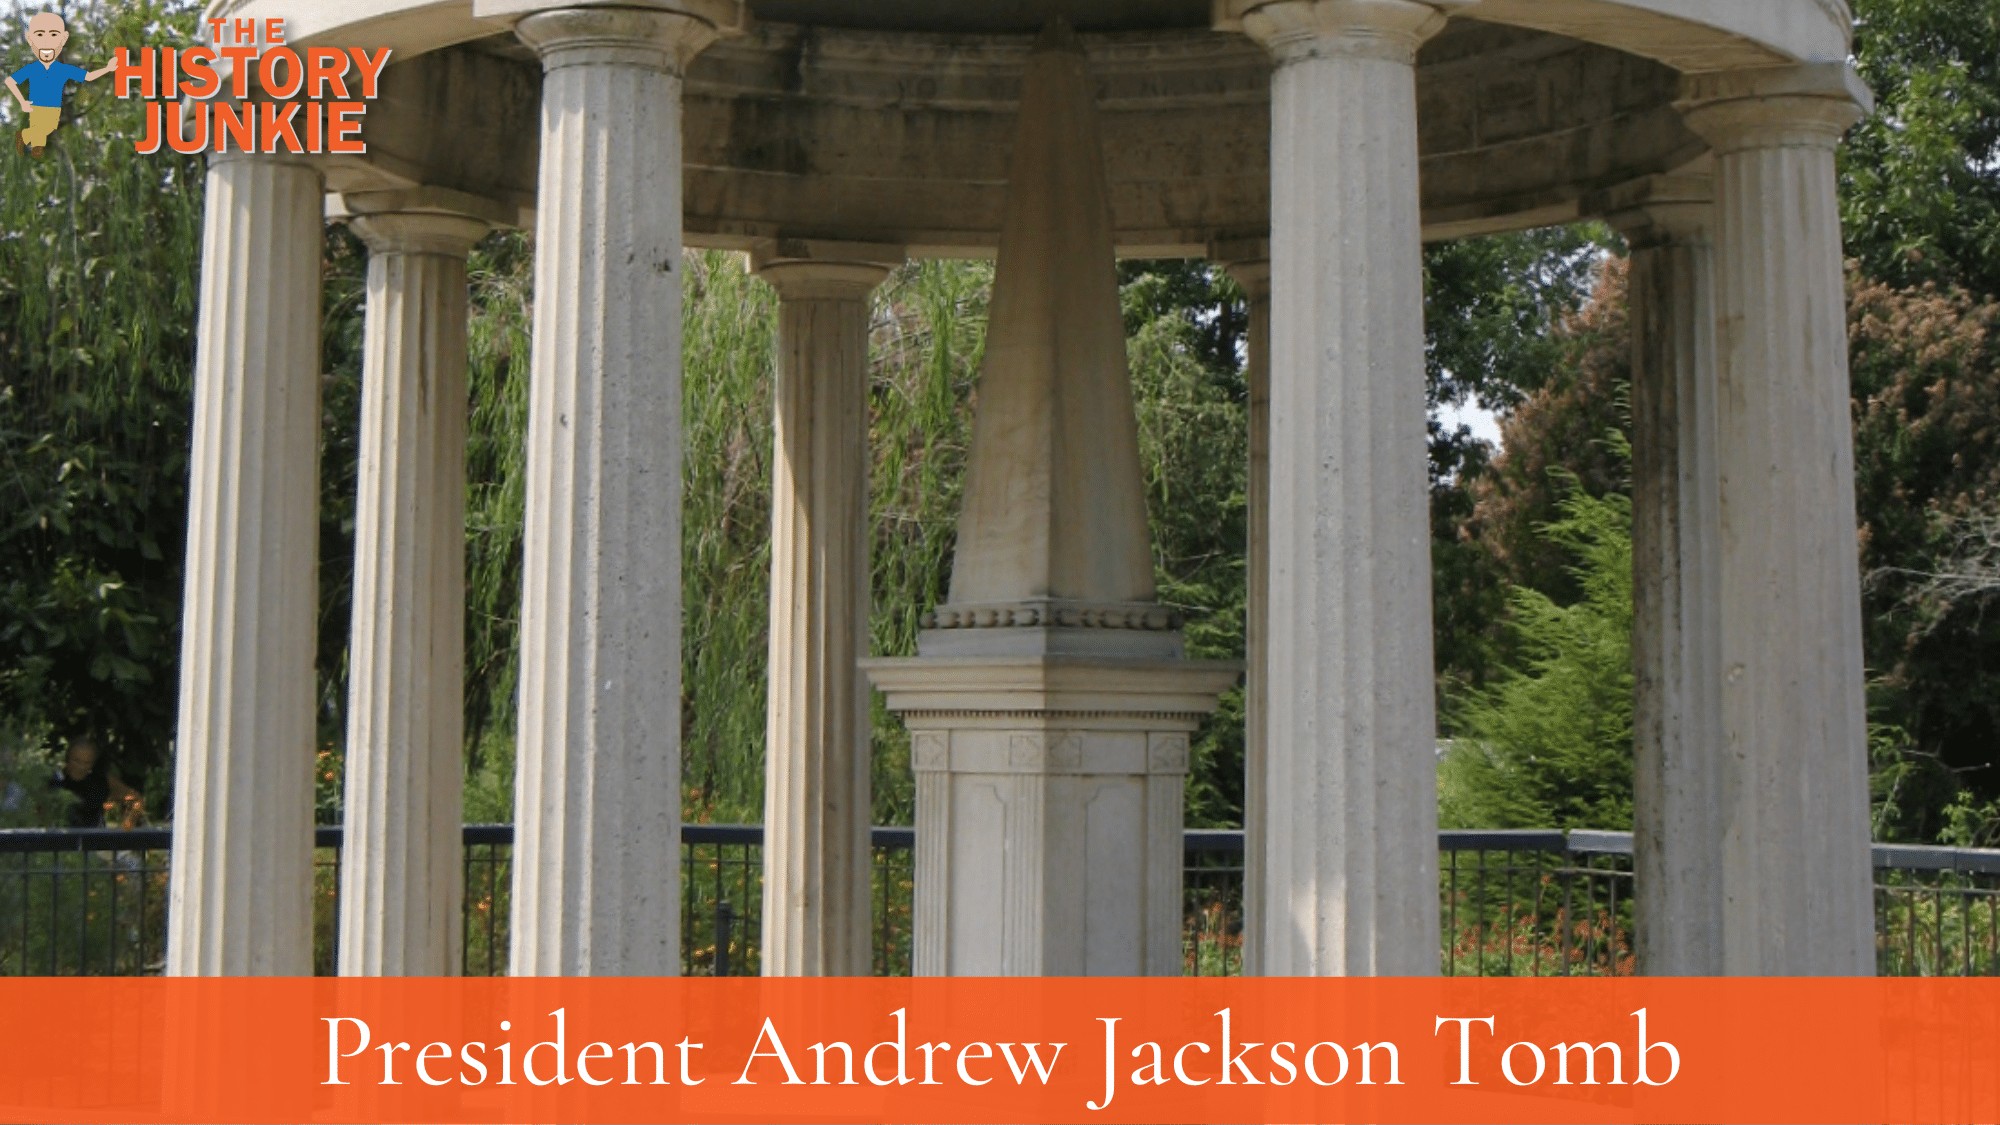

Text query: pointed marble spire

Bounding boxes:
[924,23,1176,659]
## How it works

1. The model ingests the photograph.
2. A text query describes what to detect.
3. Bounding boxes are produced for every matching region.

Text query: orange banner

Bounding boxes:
[0,977,1994,1124]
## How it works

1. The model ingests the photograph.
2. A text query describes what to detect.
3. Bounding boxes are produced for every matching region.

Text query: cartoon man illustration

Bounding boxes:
[6,12,113,158]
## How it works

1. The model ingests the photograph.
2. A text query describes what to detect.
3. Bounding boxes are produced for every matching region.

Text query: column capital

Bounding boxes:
[501,1,746,74]
[751,239,900,299]
[1678,61,1873,155]
[1226,260,1270,298]
[1224,261,1270,298]
[756,260,893,300]
[1210,237,1270,296]
[343,188,504,258]
[1597,174,1714,250]
[1214,0,1469,64]
[349,212,492,258]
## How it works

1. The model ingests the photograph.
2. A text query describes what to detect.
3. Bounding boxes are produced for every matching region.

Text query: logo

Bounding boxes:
[7,10,393,157]
[117,16,391,155]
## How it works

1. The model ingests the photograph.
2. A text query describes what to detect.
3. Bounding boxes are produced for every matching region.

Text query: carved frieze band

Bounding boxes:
[921,601,1184,631]
[908,729,1193,775]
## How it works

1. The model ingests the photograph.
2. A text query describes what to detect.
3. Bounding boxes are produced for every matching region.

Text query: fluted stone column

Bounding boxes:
[167,154,324,976]
[501,1,739,976]
[1608,177,1725,976]
[1681,63,1875,976]
[755,254,891,977]
[1220,252,1270,977]
[1220,0,1462,976]
[337,204,490,976]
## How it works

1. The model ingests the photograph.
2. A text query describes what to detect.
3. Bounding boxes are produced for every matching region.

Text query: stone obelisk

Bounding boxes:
[866,24,1239,977]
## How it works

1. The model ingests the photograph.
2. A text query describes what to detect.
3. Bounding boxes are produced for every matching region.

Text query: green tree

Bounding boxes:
[0,0,203,807]
[1424,229,1610,699]
[460,232,534,822]
[1455,259,1632,606]
[1843,0,2000,297]
[1121,261,1249,826]
[1439,446,1634,832]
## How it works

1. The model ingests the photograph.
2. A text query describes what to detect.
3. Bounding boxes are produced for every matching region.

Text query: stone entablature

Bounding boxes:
[231,0,1849,252]
[906,730,1193,776]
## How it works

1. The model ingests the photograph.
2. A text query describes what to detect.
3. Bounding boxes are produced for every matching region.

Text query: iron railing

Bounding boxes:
[2,825,1994,976]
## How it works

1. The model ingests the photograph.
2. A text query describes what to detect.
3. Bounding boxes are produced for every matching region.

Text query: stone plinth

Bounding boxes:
[866,657,1239,975]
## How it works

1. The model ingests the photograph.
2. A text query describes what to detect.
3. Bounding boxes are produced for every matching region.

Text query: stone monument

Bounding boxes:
[866,26,1240,977]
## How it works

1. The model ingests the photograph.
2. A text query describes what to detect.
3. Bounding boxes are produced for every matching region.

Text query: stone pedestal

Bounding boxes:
[504,2,738,976]
[1221,0,1462,976]
[167,155,325,976]
[754,253,893,977]
[337,201,491,976]
[867,660,1238,975]
[1606,177,1727,977]
[1681,62,1875,976]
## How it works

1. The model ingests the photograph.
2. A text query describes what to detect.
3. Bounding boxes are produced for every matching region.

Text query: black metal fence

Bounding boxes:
[1871,841,2000,976]
[1435,829,1636,976]
[3,824,1994,976]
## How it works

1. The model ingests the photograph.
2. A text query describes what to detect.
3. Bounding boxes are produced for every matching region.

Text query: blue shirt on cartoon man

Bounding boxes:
[12,60,86,106]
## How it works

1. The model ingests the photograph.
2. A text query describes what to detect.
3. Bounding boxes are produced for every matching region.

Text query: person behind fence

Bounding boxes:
[49,732,143,828]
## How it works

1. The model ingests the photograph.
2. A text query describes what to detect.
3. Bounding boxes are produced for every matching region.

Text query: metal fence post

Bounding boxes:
[714,900,734,977]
